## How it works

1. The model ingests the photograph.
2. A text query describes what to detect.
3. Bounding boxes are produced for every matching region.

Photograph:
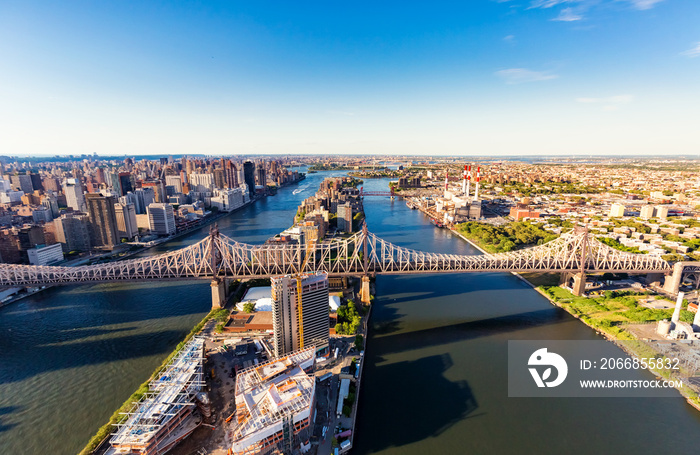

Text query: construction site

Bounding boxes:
[105,337,207,455]
[231,346,316,454]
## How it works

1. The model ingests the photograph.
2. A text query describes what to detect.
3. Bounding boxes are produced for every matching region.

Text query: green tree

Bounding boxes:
[242,301,256,313]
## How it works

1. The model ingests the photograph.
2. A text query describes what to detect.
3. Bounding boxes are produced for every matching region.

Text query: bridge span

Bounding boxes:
[0,225,686,307]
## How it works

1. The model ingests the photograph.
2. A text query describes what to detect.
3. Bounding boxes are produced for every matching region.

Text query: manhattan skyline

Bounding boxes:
[1,1,699,156]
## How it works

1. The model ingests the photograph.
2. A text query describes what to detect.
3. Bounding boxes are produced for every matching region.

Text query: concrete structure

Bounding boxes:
[55,214,92,252]
[244,161,256,199]
[232,347,315,455]
[86,193,119,250]
[640,205,655,220]
[115,202,138,239]
[63,178,86,212]
[271,272,330,357]
[27,243,64,266]
[164,175,183,194]
[211,278,225,309]
[210,187,245,212]
[147,203,176,235]
[609,203,625,217]
[337,203,353,233]
[360,275,371,304]
[655,205,669,220]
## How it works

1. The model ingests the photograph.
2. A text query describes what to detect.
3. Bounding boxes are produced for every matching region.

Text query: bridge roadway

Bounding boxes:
[0,226,686,302]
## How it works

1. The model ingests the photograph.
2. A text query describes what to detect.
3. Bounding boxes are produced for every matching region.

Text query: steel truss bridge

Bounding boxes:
[0,226,674,288]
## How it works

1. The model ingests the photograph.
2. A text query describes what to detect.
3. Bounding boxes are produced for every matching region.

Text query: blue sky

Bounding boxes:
[1,0,698,156]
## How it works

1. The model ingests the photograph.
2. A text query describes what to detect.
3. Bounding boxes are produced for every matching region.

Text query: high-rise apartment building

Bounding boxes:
[337,203,353,233]
[55,214,92,252]
[271,272,329,357]
[85,193,119,250]
[114,203,138,239]
[164,175,183,194]
[118,172,133,196]
[223,159,237,188]
[640,205,655,220]
[63,178,87,212]
[255,166,266,187]
[147,203,176,235]
[609,203,626,218]
[243,161,255,199]
[142,180,166,203]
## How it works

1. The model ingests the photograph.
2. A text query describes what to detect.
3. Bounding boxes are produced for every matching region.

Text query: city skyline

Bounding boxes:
[1,1,699,156]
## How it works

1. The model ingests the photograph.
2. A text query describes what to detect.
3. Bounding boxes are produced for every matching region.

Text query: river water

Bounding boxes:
[1,171,699,455]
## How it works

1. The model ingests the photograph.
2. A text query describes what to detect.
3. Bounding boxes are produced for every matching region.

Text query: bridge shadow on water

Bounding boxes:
[373,307,568,358]
[0,406,18,433]
[0,328,187,385]
[353,353,480,454]
[0,281,210,385]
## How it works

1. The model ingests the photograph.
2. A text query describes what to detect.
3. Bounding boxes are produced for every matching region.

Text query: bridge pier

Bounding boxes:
[359,276,371,304]
[211,278,226,309]
[646,273,664,287]
[663,262,684,295]
[571,273,586,297]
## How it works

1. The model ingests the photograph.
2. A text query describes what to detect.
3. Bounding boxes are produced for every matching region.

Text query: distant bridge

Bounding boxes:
[0,226,682,303]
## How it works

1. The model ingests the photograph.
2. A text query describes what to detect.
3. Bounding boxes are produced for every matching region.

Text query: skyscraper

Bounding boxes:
[114,202,138,239]
[63,178,87,212]
[337,203,353,233]
[118,172,133,196]
[85,193,119,250]
[271,272,329,357]
[243,161,255,199]
[147,203,176,235]
[55,214,92,252]
[223,159,237,188]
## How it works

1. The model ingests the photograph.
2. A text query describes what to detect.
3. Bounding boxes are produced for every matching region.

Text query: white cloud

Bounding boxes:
[681,42,700,58]
[626,0,664,10]
[553,7,584,20]
[529,0,575,8]
[576,94,634,110]
[523,0,665,22]
[503,35,516,43]
[495,68,559,84]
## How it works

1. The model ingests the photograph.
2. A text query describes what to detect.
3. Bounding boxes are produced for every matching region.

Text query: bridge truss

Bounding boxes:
[0,227,673,287]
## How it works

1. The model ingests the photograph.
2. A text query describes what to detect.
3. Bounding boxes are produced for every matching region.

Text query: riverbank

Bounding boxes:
[79,307,228,455]
[447,224,700,410]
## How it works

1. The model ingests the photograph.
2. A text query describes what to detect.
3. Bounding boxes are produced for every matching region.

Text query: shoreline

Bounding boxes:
[0,178,306,311]
[448,225,700,411]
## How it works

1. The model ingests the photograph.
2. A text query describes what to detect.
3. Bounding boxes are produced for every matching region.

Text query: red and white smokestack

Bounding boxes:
[466,165,472,199]
[462,165,468,195]
[475,166,481,200]
[444,169,449,192]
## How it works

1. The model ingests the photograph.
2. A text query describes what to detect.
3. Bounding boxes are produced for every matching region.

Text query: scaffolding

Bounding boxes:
[108,337,206,455]
[232,346,316,455]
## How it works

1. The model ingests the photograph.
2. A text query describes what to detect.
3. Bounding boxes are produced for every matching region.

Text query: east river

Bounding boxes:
[1,171,699,455]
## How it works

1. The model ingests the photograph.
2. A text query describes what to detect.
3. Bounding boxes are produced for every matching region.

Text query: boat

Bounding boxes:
[430,218,445,228]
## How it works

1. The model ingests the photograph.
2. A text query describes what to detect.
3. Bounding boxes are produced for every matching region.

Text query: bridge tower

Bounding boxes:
[360,222,371,304]
[209,224,226,309]
[662,262,685,295]
[570,226,589,296]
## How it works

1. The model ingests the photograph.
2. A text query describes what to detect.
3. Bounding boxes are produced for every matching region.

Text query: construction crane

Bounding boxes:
[296,239,316,350]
